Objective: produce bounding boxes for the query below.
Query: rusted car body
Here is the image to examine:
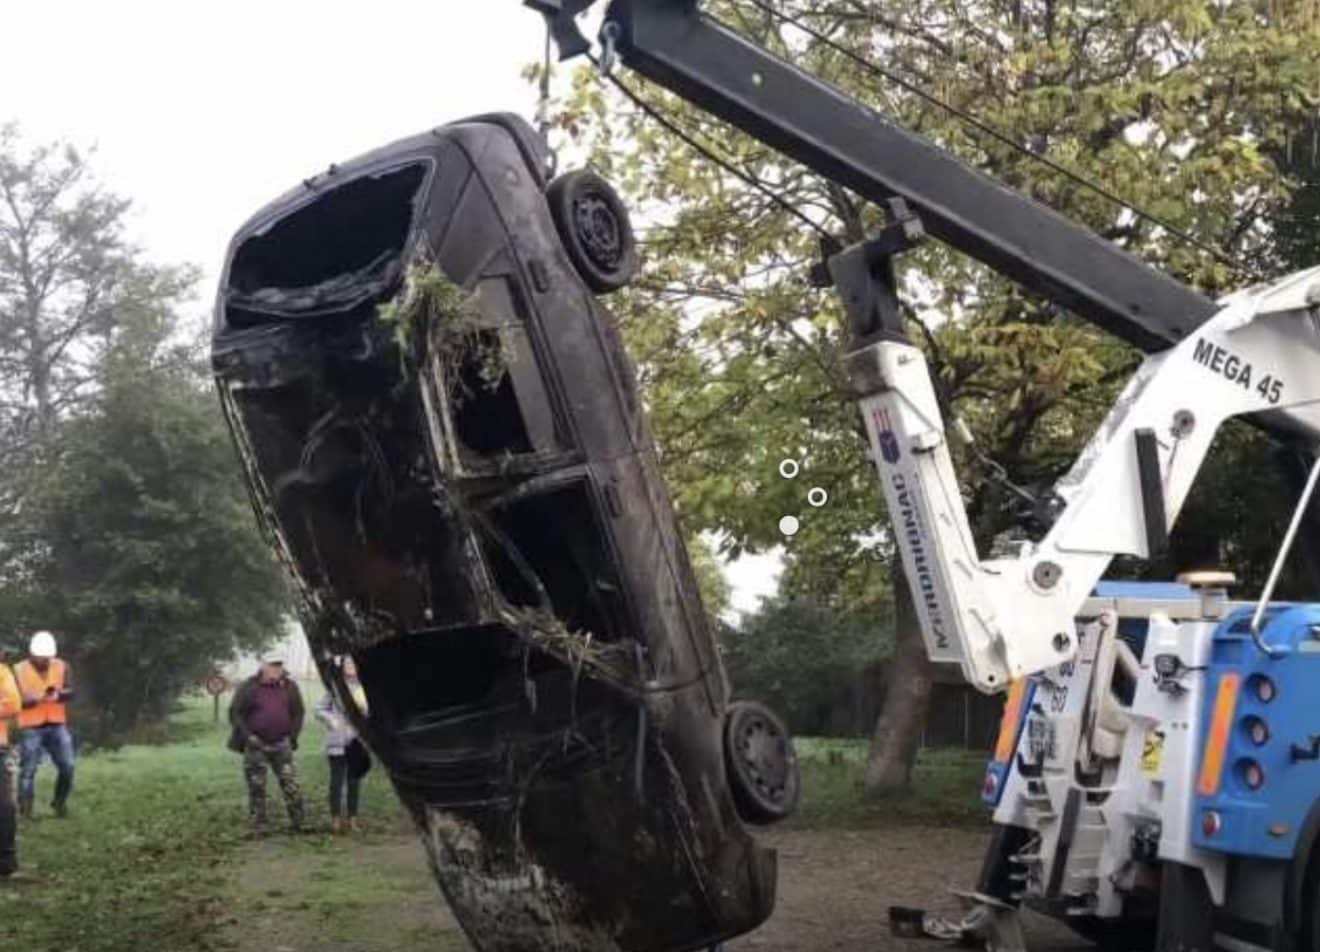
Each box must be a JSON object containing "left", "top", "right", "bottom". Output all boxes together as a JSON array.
[{"left": 211, "top": 114, "right": 784, "bottom": 951}]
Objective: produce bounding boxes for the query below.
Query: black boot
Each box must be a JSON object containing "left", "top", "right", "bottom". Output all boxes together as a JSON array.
[
  {"left": 17, "top": 798, "right": 32, "bottom": 820},
  {"left": 53, "top": 769, "right": 73, "bottom": 818}
]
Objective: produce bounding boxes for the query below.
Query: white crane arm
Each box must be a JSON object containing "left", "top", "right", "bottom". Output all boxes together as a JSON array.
[{"left": 854, "top": 267, "right": 1320, "bottom": 691}]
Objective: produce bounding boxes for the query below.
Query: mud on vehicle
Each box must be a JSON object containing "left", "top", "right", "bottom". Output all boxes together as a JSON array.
[{"left": 211, "top": 113, "right": 798, "bottom": 951}]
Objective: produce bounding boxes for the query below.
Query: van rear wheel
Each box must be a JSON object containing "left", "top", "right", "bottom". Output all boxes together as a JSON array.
[{"left": 545, "top": 170, "right": 638, "bottom": 294}]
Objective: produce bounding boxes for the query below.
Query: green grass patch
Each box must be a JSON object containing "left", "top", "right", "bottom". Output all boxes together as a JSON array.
[
  {"left": 4, "top": 694, "right": 246, "bottom": 951},
  {"left": 0, "top": 691, "right": 989, "bottom": 951},
  {"left": 2, "top": 688, "right": 410, "bottom": 952},
  {"left": 220, "top": 836, "right": 466, "bottom": 952},
  {"left": 790, "top": 739, "right": 989, "bottom": 830}
]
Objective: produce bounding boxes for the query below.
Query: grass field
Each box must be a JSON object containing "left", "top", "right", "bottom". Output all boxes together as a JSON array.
[
  {"left": 4, "top": 690, "right": 406, "bottom": 952},
  {"left": 0, "top": 694, "right": 991, "bottom": 951},
  {"left": 793, "top": 738, "right": 987, "bottom": 829}
]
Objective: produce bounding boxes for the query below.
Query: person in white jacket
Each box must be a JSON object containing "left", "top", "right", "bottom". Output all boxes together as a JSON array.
[{"left": 315, "top": 657, "right": 369, "bottom": 833}]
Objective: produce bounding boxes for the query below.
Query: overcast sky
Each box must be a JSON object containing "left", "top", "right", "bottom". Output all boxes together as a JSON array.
[
  {"left": 3, "top": 1, "right": 546, "bottom": 289},
  {"left": 2, "top": 0, "right": 782, "bottom": 614}
]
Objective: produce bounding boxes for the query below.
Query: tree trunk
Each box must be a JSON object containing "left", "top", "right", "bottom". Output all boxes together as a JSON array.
[
  {"left": 863, "top": 560, "right": 933, "bottom": 796},
  {"left": 31, "top": 352, "right": 53, "bottom": 436}
]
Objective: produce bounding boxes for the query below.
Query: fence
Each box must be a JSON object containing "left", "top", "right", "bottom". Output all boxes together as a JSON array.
[
  {"left": 921, "top": 681, "right": 1005, "bottom": 751},
  {"left": 801, "top": 661, "right": 1008, "bottom": 751}
]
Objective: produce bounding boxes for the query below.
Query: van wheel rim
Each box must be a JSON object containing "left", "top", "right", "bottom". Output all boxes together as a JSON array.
[
  {"left": 734, "top": 712, "right": 788, "bottom": 803},
  {"left": 573, "top": 193, "right": 623, "bottom": 270}
]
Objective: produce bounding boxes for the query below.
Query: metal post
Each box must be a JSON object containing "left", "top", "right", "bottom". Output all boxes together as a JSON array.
[
  {"left": 1250, "top": 453, "right": 1320, "bottom": 656},
  {"left": 205, "top": 672, "right": 228, "bottom": 723}
]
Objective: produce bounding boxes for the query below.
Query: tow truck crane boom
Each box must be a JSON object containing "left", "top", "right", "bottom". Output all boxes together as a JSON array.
[
  {"left": 528, "top": 0, "right": 1216, "bottom": 352},
  {"left": 529, "top": 0, "right": 1320, "bottom": 692}
]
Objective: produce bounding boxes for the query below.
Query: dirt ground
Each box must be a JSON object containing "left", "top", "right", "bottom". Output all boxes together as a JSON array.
[
  {"left": 730, "top": 826, "right": 1080, "bottom": 952},
  {"left": 222, "top": 824, "right": 1087, "bottom": 952}
]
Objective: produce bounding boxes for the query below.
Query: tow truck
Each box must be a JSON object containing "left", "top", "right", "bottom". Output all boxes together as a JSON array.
[{"left": 522, "top": 3, "right": 1320, "bottom": 952}]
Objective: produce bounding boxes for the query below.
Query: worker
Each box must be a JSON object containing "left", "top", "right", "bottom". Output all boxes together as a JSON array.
[
  {"left": 228, "top": 653, "right": 306, "bottom": 834},
  {"left": 15, "top": 630, "right": 75, "bottom": 819},
  {"left": 0, "top": 647, "right": 20, "bottom": 875}
]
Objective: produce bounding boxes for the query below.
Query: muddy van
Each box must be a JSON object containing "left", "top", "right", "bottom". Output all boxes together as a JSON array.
[{"left": 211, "top": 113, "right": 797, "bottom": 951}]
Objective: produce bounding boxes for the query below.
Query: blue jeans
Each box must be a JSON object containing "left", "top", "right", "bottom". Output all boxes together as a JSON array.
[
  {"left": 327, "top": 754, "right": 361, "bottom": 818},
  {"left": 18, "top": 724, "right": 75, "bottom": 806}
]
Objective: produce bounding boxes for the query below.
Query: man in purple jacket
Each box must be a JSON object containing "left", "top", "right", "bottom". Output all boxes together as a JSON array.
[{"left": 228, "top": 654, "right": 305, "bottom": 834}]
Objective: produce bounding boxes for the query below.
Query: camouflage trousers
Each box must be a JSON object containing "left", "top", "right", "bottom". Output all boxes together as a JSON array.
[{"left": 242, "top": 738, "right": 305, "bottom": 831}]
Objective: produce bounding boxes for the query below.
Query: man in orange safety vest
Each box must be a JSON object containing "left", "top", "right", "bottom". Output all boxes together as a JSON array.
[
  {"left": 15, "top": 631, "right": 75, "bottom": 819},
  {"left": 0, "top": 647, "right": 19, "bottom": 875}
]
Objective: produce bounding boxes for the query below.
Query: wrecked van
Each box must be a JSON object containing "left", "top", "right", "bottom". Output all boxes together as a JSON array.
[{"left": 211, "top": 113, "right": 798, "bottom": 951}]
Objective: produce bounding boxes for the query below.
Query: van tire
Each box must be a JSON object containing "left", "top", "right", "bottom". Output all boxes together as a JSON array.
[
  {"left": 723, "top": 701, "right": 800, "bottom": 825},
  {"left": 545, "top": 170, "right": 638, "bottom": 294}
]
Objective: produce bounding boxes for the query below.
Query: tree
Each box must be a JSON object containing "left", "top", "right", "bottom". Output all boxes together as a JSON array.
[
  {"left": 0, "top": 127, "right": 289, "bottom": 744},
  {"left": 550, "top": 1, "right": 1320, "bottom": 792},
  {"left": 688, "top": 533, "right": 734, "bottom": 623},
  {"left": 722, "top": 593, "right": 886, "bottom": 736},
  {"left": 1, "top": 307, "right": 289, "bottom": 744},
  {"left": 0, "top": 124, "right": 192, "bottom": 466}
]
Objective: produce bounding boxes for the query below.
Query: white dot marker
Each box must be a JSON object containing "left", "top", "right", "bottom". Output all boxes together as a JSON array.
[{"left": 779, "top": 516, "right": 801, "bottom": 537}]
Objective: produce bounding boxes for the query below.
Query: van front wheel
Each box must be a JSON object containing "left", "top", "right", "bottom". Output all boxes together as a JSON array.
[{"left": 723, "top": 701, "right": 800, "bottom": 825}]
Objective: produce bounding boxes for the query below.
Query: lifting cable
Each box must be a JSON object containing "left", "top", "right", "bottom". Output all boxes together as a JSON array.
[
  {"left": 737, "top": 0, "right": 1261, "bottom": 281},
  {"left": 537, "top": 23, "right": 554, "bottom": 138},
  {"left": 536, "top": 22, "right": 831, "bottom": 244},
  {"left": 591, "top": 53, "right": 836, "bottom": 244},
  {"left": 537, "top": 21, "right": 562, "bottom": 177}
]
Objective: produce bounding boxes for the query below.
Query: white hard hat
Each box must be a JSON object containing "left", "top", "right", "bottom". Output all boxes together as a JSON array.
[
  {"left": 260, "top": 652, "right": 285, "bottom": 666},
  {"left": 29, "top": 631, "right": 57, "bottom": 658}
]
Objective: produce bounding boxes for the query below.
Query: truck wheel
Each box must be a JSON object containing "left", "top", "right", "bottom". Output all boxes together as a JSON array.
[
  {"left": 1066, "top": 916, "right": 1157, "bottom": 952},
  {"left": 545, "top": 169, "right": 638, "bottom": 294},
  {"left": 1156, "top": 863, "right": 1214, "bottom": 952},
  {"left": 976, "top": 824, "right": 1032, "bottom": 904},
  {"left": 723, "top": 700, "right": 800, "bottom": 825},
  {"left": 1308, "top": 869, "right": 1320, "bottom": 952}
]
